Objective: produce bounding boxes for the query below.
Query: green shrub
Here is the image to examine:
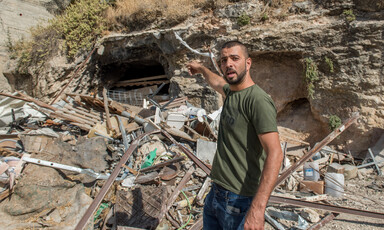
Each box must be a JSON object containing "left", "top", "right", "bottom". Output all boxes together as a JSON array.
[
  {"left": 325, "top": 56, "right": 334, "bottom": 73},
  {"left": 9, "top": 0, "right": 107, "bottom": 72},
  {"left": 261, "top": 13, "right": 269, "bottom": 21},
  {"left": 56, "top": 0, "right": 107, "bottom": 58},
  {"left": 304, "top": 58, "right": 319, "bottom": 99},
  {"left": 343, "top": 9, "right": 356, "bottom": 22},
  {"left": 329, "top": 115, "right": 342, "bottom": 131},
  {"left": 237, "top": 13, "right": 251, "bottom": 26}
]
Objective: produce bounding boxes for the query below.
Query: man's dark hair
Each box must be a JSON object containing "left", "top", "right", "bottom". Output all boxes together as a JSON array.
[{"left": 221, "top": 41, "right": 249, "bottom": 58}]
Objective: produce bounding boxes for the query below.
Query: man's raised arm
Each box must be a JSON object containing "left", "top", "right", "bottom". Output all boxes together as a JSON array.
[{"left": 187, "top": 61, "right": 227, "bottom": 96}]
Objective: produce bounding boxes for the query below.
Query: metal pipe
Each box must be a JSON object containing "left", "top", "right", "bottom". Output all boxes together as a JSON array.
[{"left": 269, "top": 195, "right": 384, "bottom": 220}]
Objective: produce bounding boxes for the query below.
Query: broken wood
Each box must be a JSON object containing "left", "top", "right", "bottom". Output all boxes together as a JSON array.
[
  {"left": 189, "top": 217, "right": 203, "bottom": 230},
  {"left": 50, "top": 45, "right": 97, "bottom": 105},
  {"left": 134, "top": 171, "right": 159, "bottom": 184},
  {"left": 195, "top": 177, "right": 211, "bottom": 206},
  {"left": 158, "top": 166, "right": 195, "bottom": 224},
  {"left": 103, "top": 87, "right": 113, "bottom": 134},
  {"left": 114, "top": 75, "right": 167, "bottom": 86},
  {"left": 166, "top": 212, "right": 181, "bottom": 229}
]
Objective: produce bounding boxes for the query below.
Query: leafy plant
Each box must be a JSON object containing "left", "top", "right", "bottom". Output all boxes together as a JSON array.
[
  {"left": 304, "top": 58, "right": 319, "bottom": 99},
  {"left": 343, "top": 9, "right": 356, "bottom": 22},
  {"left": 237, "top": 13, "right": 251, "bottom": 26},
  {"left": 10, "top": 0, "right": 107, "bottom": 73},
  {"left": 56, "top": 0, "right": 107, "bottom": 59},
  {"left": 324, "top": 56, "right": 334, "bottom": 73},
  {"left": 329, "top": 115, "right": 342, "bottom": 131}
]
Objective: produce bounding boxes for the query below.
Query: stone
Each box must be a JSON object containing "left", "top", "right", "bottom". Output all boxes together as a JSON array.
[
  {"left": 327, "top": 163, "right": 345, "bottom": 174},
  {"left": 0, "top": 163, "right": 93, "bottom": 229},
  {"left": 74, "top": 136, "right": 109, "bottom": 172},
  {"left": 342, "top": 164, "right": 358, "bottom": 180},
  {"left": 299, "top": 208, "right": 321, "bottom": 223}
]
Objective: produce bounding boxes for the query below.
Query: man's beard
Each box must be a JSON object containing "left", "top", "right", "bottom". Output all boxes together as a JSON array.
[{"left": 224, "top": 66, "right": 247, "bottom": 85}]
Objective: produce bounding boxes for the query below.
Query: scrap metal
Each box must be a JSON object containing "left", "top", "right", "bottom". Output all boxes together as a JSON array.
[{"left": 269, "top": 195, "right": 384, "bottom": 220}]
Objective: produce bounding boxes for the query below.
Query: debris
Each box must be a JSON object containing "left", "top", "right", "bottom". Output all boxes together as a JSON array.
[
  {"left": 0, "top": 90, "right": 381, "bottom": 230},
  {"left": 342, "top": 164, "right": 358, "bottom": 180}
]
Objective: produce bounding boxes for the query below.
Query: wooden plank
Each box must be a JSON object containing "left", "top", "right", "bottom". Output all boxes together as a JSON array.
[
  {"left": 114, "top": 75, "right": 167, "bottom": 86},
  {"left": 115, "top": 80, "right": 169, "bottom": 87},
  {"left": 61, "top": 108, "right": 97, "bottom": 124},
  {"left": 195, "top": 177, "right": 211, "bottom": 206},
  {"left": 64, "top": 104, "right": 104, "bottom": 121},
  {"left": 189, "top": 217, "right": 203, "bottom": 230}
]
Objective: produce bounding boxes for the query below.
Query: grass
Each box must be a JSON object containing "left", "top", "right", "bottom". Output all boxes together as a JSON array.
[
  {"left": 324, "top": 56, "right": 334, "bottom": 73},
  {"left": 105, "top": 0, "right": 221, "bottom": 31}
]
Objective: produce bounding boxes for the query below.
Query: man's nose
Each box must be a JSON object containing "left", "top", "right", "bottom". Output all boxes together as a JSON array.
[{"left": 225, "top": 59, "right": 234, "bottom": 68}]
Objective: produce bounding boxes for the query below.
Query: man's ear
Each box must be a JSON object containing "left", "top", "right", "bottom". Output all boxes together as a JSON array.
[{"left": 246, "top": 57, "right": 252, "bottom": 71}]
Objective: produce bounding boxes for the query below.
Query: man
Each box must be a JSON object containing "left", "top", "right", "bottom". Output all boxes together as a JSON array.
[{"left": 187, "top": 41, "right": 283, "bottom": 230}]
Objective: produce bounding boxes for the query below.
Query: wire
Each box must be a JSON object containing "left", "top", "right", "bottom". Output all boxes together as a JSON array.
[{"left": 177, "top": 190, "right": 193, "bottom": 230}]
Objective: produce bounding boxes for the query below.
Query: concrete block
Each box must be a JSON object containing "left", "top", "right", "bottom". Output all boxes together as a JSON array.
[
  {"left": 300, "top": 180, "right": 324, "bottom": 194},
  {"left": 342, "top": 164, "right": 358, "bottom": 180},
  {"left": 327, "top": 163, "right": 344, "bottom": 174}
]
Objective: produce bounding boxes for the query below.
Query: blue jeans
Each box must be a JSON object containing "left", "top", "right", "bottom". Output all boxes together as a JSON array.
[{"left": 203, "top": 183, "right": 253, "bottom": 230}]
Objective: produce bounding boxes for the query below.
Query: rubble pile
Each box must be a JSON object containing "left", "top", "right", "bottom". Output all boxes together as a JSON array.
[{"left": 0, "top": 90, "right": 383, "bottom": 230}]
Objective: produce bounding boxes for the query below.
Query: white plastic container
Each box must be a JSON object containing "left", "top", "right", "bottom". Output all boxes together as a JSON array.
[
  {"left": 303, "top": 162, "right": 320, "bottom": 181},
  {"left": 166, "top": 113, "right": 186, "bottom": 129},
  {"left": 325, "top": 172, "right": 344, "bottom": 197}
]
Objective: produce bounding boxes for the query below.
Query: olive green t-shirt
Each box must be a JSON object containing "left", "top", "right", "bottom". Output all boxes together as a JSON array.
[{"left": 210, "top": 84, "right": 278, "bottom": 196}]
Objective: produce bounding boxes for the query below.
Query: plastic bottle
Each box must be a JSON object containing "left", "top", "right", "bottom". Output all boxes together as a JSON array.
[{"left": 303, "top": 162, "right": 320, "bottom": 181}]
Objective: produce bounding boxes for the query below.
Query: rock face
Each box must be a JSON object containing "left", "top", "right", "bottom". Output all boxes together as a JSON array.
[
  {"left": 3, "top": 0, "right": 384, "bottom": 153},
  {"left": 0, "top": 0, "right": 71, "bottom": 93}
]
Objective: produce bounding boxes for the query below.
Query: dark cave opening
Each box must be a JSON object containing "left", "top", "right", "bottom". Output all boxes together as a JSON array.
[{"left": 100, "top": 60, "right": 169, "bottom": 106}]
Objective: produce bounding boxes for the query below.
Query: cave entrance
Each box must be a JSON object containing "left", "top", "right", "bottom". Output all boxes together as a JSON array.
[{"left": 101, "top": 60, "right": 169, "bottom": 107}]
